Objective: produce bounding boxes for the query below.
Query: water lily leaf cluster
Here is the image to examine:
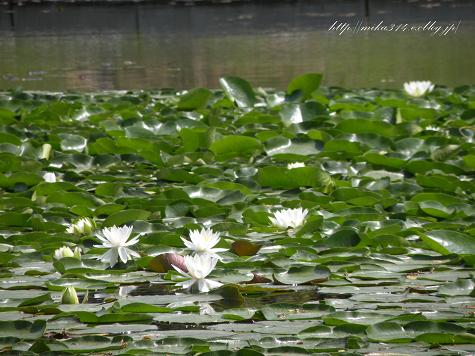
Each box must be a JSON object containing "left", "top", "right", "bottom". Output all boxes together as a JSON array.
[{"left": 0, "top": 74, "right": 474, "bottom": 354}]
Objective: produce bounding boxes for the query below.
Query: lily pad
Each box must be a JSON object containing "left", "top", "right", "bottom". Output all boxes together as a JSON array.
[
  {"left": 273, "top": 265, "right": 330, "bottom": 285},
  {"left": 219, "top": 76, "right": 256, "bottom": 108}
]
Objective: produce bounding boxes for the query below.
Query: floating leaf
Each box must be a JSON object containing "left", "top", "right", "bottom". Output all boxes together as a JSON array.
[
  {"left": 280, "top": 102, "right": 327, "bottom": 125},
  {"left": 59, "top": 133, "right": 87, "bottom": 152},
  {"left": 177, "top": 88, "right": 212, "bottom": 110},
  {"left": 438, "top": 279, "right": 475, "bottom": 296},
  {"left": 103, "top": 209, "right": 151, "bottom": 227},
  {"left": 336, "top": 119, "right": 398, "bottom": 137},
  {"left": 419, "top": 200, "right": 454, "bottom": 218},
  {"left": 257, "top": 166, "right": 332, "bottom": 189},
  {"left": 273, "top": 265, "right": 330, "bottom": 285},
  {"left": 321, "top": 229, "right": 360, "bottom": 248},
  {"left": 264, "top": 136, "right": 322, "bottom": 156},
  {"left": 231, "top": 240, "right": 262, "bottom": 257},
  {"left": 323, "top": 311, "right": 394, "bottom": 326},
  {"left": 210, "top": 135, "right": 262, "bottom": 161},
  {"left": 422, "top": 230, "right": 475, "bottom": 255},
  {"left": 366, "top": 322, "right": 411, "bottom": 342},
  {"left": 0, "top": 320, "right": 46, "bottom": 339},
  {"left": 219, "top": 76, "right": 256, "bottom": 108},
  {"left": 287, "top": 73, "right": 323, "bottom": 100}
]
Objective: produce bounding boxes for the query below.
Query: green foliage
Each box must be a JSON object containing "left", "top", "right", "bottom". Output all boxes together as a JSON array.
[{"left": 0, "top": 75, "right": 474, "bottom": 353}]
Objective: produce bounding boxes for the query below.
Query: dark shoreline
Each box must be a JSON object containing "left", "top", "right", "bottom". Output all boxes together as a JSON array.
[
  {"left": 1, "top": 0, "right": 471, "bottom": 7},
  {"left": 2, "top": 0, "right": 291, "bottom": 5}
]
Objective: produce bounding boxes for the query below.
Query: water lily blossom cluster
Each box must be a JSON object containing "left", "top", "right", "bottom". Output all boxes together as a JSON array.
[
  {"left": 270, "top": 207, "right": 309, "bottom": 229},
  {"left": 173, "top": 254, "right": 222, "bottom": 293},
  {"left": 287, "top": 162, "right": 305, "bottom": 169},
  {"left": 182, "top": 228, "right": 227, "bottom": 259},
  {"left": 67, "top": 218, "right": 95, "bottom": 235},
  {"left": 403, "top": 81, "right": 434, "bottom": 97},
  {"left": 94, "top": 225, "right": 140, "bottom": 267},
  {"left": 54, "top": 246, "right": 81, "bottom": 260},
  {"left": 170, "top": 227, "right": 225, "bottom": 292}
]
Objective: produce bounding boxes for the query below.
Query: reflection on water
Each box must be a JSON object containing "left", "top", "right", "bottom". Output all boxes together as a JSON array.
[{"left": 0, "top": 0, "right": 474, "bottom": 90}]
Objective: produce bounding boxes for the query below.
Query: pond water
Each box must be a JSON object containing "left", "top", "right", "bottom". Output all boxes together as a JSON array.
[{"left": 0, "top": 0, "right": 474, "bottom": 90}]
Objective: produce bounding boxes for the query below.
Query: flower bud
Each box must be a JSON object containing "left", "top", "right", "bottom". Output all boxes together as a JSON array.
[
  {"left": 73, "top": 247, "right": 82, "bottom": 259},
  {"left": 41, "top": 143, "right": 52, "bottom": 160},
  {"left": 54, "top": 246, "right": 74, "bottom": 260},
  {"left": 61, "top": 286, "right": 79, "bottom": 304},
  {"left": 54, "top": 246, "right": 81, "bottom": 260},
  {"left": 67, "top": 218, "right": 95, "bottom": 235}
]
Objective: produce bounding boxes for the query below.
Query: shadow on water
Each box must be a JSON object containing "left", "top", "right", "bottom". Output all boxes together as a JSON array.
[
  {"left": 128, "top": 283, "right": 175, "bottom": 296},
  {"left": 1, "top": 0, "right": 472, "bottom": 90},
  {"left": 86, "top": 283, "right": 353, "bottom": 310},
  {"left": 213, "top": 286, "right": 354, "bottom": 311}
]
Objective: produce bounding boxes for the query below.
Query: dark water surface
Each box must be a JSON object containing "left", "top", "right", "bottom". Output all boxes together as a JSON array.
[{"left": 0, "top": 0, "right": 474, "bottom": 90}]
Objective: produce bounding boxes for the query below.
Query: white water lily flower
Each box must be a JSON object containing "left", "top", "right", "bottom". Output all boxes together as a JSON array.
[
  {"left": 67, "top": 218, "right": 95, "bottom": 235},
  {"left": 403, "top": 81, "right": 434, "bottom": 97},
  {"left": 94, "top": 225, "right": 140, "bottom": 267},
  {"left": 172, "top": 254, "right": 222, "bottom": 293},
  {"left": 43, "top": 172, "right": 57, "bottom": 183},
  {"left": 182, "top": 228, "right": 227, "bottom": 258},
  {"left": 287, "top": 162, "right": 305, "bottom": 169},
  {"left": 270, "top": 208, "right": 309, "bottom": 229}
]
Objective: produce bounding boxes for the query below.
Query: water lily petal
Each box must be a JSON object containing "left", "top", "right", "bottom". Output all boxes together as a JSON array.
[
  {"left": 181, "top": 237, "right": 195, "bottom": 249},
  {"left": 127, "top": 248, "right": 140, "bottom": 258},
  {"left": 124, "top": 236, "right": 140, "bottom": 246},
  {"left": 197, "top": 278, "right": 222, "bottom": 293},
  {"left": 172, "top": 264, "right": 191, "bottom": 278},
  {"left": 99, "top": 249, "right": 118, "bottom": 267},
  {"left": 118, "top": 246, "right": 128, "bottom": 264},
  {"left": 176, "top": 279, "right": 196, "bottom": 290},
  {"left": 95, "top": 233, "right": 111, "bottom": 245}
]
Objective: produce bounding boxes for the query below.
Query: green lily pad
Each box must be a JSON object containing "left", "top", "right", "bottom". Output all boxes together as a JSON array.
[
  {"left": 0, "top": 320, "right": 46, "bottom": 339},
  {"left": 366, "top": 322, "right": 412, "bottom": 342},
  {"left": 209, "top": 135, "right": 262, "bottom": 161},
  {"left": 273, "top": 265, "right": 330, "bottom": 285},
  {"left": 287, "top": 73, "right": 322, "bottom": 100},
  {"left": 257, "top": 166, "right": 332, "bottom": 189},
  {"left": 219, "top": 76, "right": 256, "bottom": 108},
  {"left": 422, "top": 230, "right": 475, "bottom": 255},
  {"left": 177, "top": 88, "right": 212, "bottom": 110},
  {"left": 103, "top": 209, "right": 151, "bottom": 227}
]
